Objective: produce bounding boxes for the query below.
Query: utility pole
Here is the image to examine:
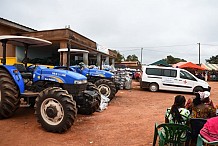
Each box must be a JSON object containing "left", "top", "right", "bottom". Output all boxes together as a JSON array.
[
  {"left": 141, "top": 48, "right": 143, "bottom": 64},
  {"left": 197, "top": 43, "right": 200, "bottom": 65}
]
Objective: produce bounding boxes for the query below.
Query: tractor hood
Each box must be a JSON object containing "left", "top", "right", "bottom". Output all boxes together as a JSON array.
[
  {"left": 33, "top": 65, "right": 87, "bottom": 84},
  {"left": 70, "top": 66, "right": 114, "bottom": 78},
  {"left": 88, "top": 68, "right": 114, "bottom": 78}
]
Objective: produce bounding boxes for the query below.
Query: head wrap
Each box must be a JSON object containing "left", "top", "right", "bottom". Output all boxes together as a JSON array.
[{"left": 198, "top": 91, "right": 210, "bottom": 100}]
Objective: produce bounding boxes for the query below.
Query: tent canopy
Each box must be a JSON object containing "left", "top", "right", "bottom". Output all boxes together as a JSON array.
[
  {"left": 173, "top": 62, "right": 205, "bottom": 70},
  {"left": 149, "top": 60, "right": 171, "bottom": 67},
  {"left": 201, "top": 63, "right": 218, "bottom": 71}
]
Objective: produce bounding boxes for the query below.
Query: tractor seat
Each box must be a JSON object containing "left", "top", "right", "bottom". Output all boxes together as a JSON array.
[{"left": 13, "top": 63, "right": 32, "bottom": 79}]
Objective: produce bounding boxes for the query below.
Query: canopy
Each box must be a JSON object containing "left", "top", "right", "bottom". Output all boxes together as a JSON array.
[
  {"left": 149, "top": 60, "right": 171, "bottom": 67},
  {"left": 201, "top": 63, "right": 218, "bottom": 71},
  {"left": 58, "top": 48, "right": 89, "bottom": 53},
  {"left": 173, "top": 62, "right": 205, "bottom": 70},
  {"left": 0, "top": 35, "right": 52, "bottom": 47}
]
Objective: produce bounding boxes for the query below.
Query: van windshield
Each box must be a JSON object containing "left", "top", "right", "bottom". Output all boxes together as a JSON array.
[{"left": 180, "top": 70, "right": 196, "bottom": 81}]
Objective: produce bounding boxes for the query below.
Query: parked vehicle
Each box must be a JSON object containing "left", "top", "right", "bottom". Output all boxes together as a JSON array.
[
  {"left": 0, "top": 35, "right": 100, "bottom": 133},
  {"left": 56, "top": 48, "right": 123, "bottom": 100},
  {"left": 140, "top": 65, "right": 211, "bottom": 93}
]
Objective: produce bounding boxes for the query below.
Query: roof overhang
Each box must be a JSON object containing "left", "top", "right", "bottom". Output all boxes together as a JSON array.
[{"left": 58, "top": 48, "right": 89, "bottom": 53}]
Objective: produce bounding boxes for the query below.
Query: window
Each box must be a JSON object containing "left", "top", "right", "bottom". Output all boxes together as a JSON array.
[
  {"left": 163, "top": 69, "right": 177, "bottom": 77},
  {"left": 180, "top": 70, "right": 196, "bottom": 81},
  {"left": 146, "top": 68, "right": 162, "bottom": 76},
  {"left": 146, "top": 68, "right": 177, "bottom": 77}
]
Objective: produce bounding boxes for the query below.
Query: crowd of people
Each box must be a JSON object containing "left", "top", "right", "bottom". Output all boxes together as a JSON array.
[{"left": 165, "top": 91, "right": 218, "bottom": 144}]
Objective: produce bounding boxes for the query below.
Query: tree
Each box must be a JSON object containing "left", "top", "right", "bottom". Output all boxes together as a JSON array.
[
  {"left": 112, "top": 50, "right": 125, "bottom": 63},
  {"left": 163, "top": 55, "right": 186, "bottom": 64},
  {"left": 125, "top": 54, "right": 139, "bottom": 61},
  {"left": 206, "top": 55, "right": 218, "bottom": 64}
]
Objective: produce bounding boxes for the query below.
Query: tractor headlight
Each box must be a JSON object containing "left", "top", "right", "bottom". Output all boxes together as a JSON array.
[{"left": 74, "top": 80, "right": 87, "bottom": 84}]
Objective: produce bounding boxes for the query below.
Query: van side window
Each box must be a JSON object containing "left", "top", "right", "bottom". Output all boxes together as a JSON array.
[
  {"left": 146, "top": 68, "right": 162, "bottom": 76},
  {"left": 163, "top": 69, "right": 177, "bottom": 77},
  {"left": 180, "top": 70, "right": 196, "bottom": 81}
]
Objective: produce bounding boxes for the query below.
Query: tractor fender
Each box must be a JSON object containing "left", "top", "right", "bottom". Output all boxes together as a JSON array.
[{"left": 0, "top": 65, "right": 25, "bottom": 94}]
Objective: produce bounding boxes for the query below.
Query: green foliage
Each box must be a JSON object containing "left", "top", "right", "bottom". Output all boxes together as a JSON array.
[
  {"left": 163, "top": 55, "right": 187, "bottom": 64},
  {"left": 112, "top": 50, "right": 125, "bottom": 63},
  {"left": 126, "top": 54, "right": 139, "bottom": 61},
  {"left": 206, "top": 55, "right": 218, "bottom": 64}
]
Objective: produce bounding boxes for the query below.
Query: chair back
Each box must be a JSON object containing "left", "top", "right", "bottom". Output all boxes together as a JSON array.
[
  {"left": 153, "top": 123, "right": 191, "bottom": 146},
  {"left": 190, "top": 118, "right": 207, "bottom": 139}
]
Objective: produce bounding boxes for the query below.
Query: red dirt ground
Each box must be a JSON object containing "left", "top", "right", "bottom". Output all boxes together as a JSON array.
[{"left": 0, "top": 81, "right": 218, "bottom": 146}]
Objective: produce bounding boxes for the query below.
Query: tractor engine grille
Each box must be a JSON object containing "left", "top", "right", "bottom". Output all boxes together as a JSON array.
[{"left": 62, "top": 83, "right": 87, "bottom": 96}]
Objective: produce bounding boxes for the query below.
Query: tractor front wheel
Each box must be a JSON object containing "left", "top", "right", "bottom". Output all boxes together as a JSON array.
[
  {"left": 35, "top": 87, "right": 77, "bottom": 133},
  {"left": 95, "top": 79, "right": 116, "bottom": 100},
  {"left": 0, "top": 68, "right": 20, "bottom": 119}
]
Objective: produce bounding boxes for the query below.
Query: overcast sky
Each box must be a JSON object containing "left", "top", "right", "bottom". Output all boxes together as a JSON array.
[{"left": 1, "top": 0, "right": 218, "bottom": 64}]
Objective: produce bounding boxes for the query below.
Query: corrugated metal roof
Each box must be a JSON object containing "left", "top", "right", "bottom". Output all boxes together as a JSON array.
[{"left": 201, "top": 63, "right": 218, "bottom": 70}]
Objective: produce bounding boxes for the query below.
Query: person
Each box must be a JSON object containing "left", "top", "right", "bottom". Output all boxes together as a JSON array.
[
  {"left": 186, "top": 91, "right": 215, "bottom": 111},
  {"left": 187, "top": 91, "right": 216, "bottom": 119},
  {"left": 200, "top": 116, "right": 218, "bottom": 142},
  {"left": 165, "top": 95, "right": 190, "bottom": 125}
]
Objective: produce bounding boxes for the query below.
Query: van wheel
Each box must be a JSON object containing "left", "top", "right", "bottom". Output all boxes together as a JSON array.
[
  {"left": 149, "top": 83, "right": 159, "bottom": 92},
  {"left": 193, "top": 86, "right": 203, "bottom": 94}
]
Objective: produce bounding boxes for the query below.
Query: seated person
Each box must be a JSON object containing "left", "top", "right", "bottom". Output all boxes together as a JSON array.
[
  {"left": 187, "top": 92, "right": 216, "bottom": 119},
  {"left": 165, "top": 95, "right": 190, "bottom": 125},
  {"left": 186, "top": 91, "right": 215, "bottom": 111},
  {"left": 200, "top": 116, "right": 218, "bottom": 142}
]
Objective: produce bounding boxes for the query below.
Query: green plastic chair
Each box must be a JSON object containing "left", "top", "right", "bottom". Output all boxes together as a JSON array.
[
  {"left": 152, "top": 123, "right": 191, "bottom": 146},
  {"left": 196, "top": 134, "right": 218, "bottom": 146}
]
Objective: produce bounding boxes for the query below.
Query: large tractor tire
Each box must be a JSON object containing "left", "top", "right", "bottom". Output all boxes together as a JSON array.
[
  {"left": 0, "top": 68, "right": 20, "bottom": 119},
  {"left": 95, "top": 79, "right": 116, "bottom": 100},
  {"left": 35, "top": 87, "right": 77, "bottom": 133}
]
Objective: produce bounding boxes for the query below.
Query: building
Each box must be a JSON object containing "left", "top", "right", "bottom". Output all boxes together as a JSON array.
[
  {"left": 0, "top": 17, "right": 116, "bottom": 66},
  {"left": 115, "top": 61, "right": 141, "bottom": 69}
]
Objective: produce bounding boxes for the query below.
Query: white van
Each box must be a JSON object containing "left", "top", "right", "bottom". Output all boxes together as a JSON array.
[{"left": 140, "top": 66, "right": 211, "bottom": 93}]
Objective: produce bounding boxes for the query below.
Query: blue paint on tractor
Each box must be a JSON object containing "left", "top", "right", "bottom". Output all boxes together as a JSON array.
[
  {"left": 33, "top": 65, "right": 87, "bottom": 84},
  {"left": 0, "top": 65, "right": 25, "bottom": 94}
]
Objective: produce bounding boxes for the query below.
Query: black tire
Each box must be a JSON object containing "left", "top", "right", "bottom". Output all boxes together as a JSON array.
[
  {"left": 77, "top": 82, "right": 101, "bottom": 115},
  {"left": 149, "top": 83, "right": 159, "bottom": 92},
  {"left": 95, "top": 79, "right": 116, "bottom": 100},
  {"left": 35, "top": 87, "right": 77, "bottom": 133},
  {"left": 193, "top": 86, "right": 203, "bottom": 94},
  {"left": 0, "top": 68, "right": 20, "bottom": 119},
  {"left": 87, "top": 82, "right": 101, "bottom": 103}
]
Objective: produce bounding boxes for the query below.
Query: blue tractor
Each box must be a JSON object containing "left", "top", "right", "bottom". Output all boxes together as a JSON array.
[
  {"left": 0, "top": 35, "right": 100, "bottom": 133},
  {"left": 55, "top": 49, "right": 122, "bottom": 100}
]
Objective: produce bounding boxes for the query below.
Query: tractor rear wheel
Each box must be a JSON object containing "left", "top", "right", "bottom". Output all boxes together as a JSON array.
[
  {"left": 35, "top": 87, "right": 77, "bottom": 133},
  {"left": 95, "top": 79, "right": 116, "bottom": 100},
  {"left": 0, "top": 68, "right": 20, "bottom": 119}
]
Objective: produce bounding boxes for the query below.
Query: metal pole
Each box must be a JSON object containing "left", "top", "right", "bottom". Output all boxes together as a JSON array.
[
  {"left": 141, "top": 48, "right": 143, "bottom": 64},
  {"left": 197, "top": 43, "right": 200, "bottom": 65},
  {"left": 1, "top": 40, "right": 7, "bottom": 65},
  {"left": 67, "top": 39, "right": 71, "bottom": 70},
  {"left": 24, "top": 44, "right": 29, "bottom": 68}
]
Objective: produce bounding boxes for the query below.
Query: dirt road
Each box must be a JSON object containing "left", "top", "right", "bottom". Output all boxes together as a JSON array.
[{"left": 0, "top": 81, "right": 217, "bottom": 146}]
